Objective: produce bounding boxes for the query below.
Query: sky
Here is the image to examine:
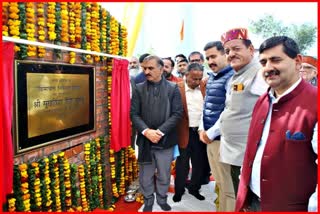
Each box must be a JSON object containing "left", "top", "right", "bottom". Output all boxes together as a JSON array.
[{"left": 101, "top": 2, "right": 318, "bottom": 58}]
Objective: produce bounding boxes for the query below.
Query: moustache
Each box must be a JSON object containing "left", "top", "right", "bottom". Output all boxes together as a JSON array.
[
  {"left": 264, "top": 70, "right": 280, "bottom": 77},
  {"left": 228, "top": 56, "right": 239, "bottom": 61}
]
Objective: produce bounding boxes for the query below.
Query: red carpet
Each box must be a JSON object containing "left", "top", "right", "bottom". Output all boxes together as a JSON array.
[
  {"left": 114, "top": 196, "right": 142, "bottom": 212},
  {"left": 93, "top": 196, "right": 141, "bottom": 212}
]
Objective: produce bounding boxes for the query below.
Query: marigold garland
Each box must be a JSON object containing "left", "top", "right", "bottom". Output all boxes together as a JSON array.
[
  {"left": 110, "top": 16, "right": 119, "bottom": 55},
  {"left": 20, "top": 163, "right": 31, "bottom": 211},
  {"left": 63, "top": 159, "right": 72, "bottom": 211},
  {"left": 8, "top": 2, "right": 20, "bottom": 42},
  {"left": 47, "top": 2, "right": 56, "bottom": 41},
  {"left": 8, "top": 136, "right": 111, "bottom": 212},
  {"left": 36, "top": 2, "right": 46, "bottom": 58},
  {"left": 2, "top": 2, "right": 9, "bottom": 37},
  {"left": 85, "top": 3, "right": 93, "bottom": 64},
  {"left": 58, "top": 152, "right": 66, "bottom": 211},
  {"left": 78, "top": 164, "right": 88, "bottom": 211},
  {"left": 68, "top": 3, "right": 76, "bottom": 64},
  {"left": 3, "top": 2, "right": 134, "bottom": 210},
  {"left": 48, "top": 154, "right": 58, "bottom": 211},
  {"left": 28, "top": 162, "right": 41, "bottom": 211},
  {"left": 38, "top": 158, "right": 51, "bottom": 211},
  {"left": 91, "top": 3, "right": 100, "bottom": 62},
  {"left": 109, "top": 149, "right": 119, "bottom": 200},
  {"left": 4, "top": 2, "right": 129, "bottom": 64},
  {"left": 26, "top": 2, "right": 37, "bottom": 57},
  {"left": 74, "top": 3, "right": 82, "bottom": 49},
  {"left": 60, "top": 3, "right": 69, "bottom": 43},
  {"left": 100, "top": 7, "right": 107, "bottom": 61},
  {"left": 119, "top": 150, "right": 125, "bottom": 196},
  {"left": 121, "top": 25, "right": 128, "bottom": 56},
  {"left": 7, "top": 197, "right": 16, "bottom": 212},
  {"left": 125, "top": 148, "right": 129, "bottom": 186}
]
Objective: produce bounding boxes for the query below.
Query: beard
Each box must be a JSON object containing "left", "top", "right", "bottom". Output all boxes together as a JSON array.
[{"left": 163, "top": 71, "right": 171, "bottom": 78}]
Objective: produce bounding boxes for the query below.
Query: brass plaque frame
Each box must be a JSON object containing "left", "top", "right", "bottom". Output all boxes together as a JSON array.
[{"left": 14, "top": 60, "right": 96, "bottom": 154}]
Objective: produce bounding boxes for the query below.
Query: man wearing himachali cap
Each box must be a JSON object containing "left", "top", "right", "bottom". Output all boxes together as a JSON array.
[
  {"left": 218, "top": 28, "right": 268, "bottom": 200},
  {"left": 300, "top": 55, "right": 318, "bottom": 86}
]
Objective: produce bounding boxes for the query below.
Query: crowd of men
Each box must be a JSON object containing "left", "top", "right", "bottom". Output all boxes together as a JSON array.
[{"left": 128, "top": 27, "right": 318, "bottom": 212}]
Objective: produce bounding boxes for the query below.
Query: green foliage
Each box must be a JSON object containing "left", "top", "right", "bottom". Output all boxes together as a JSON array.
[{"left": 249, "top": 14, "right": 317, "bottom": 54}]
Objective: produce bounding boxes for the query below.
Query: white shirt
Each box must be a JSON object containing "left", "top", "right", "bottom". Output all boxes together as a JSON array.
[{"left": 185, "top": 82, "right": 204, "bottom": 127}]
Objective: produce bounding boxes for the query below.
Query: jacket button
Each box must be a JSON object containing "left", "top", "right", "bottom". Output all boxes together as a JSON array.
[
  {"left": 249, "top": 162, "right": 253, "bottom": 167},
  {"left": 261, "top": 119, "right": 265, "bottom": 124},
  {"left": 262, "top": 178, "right": 267, "bottom": 182}
]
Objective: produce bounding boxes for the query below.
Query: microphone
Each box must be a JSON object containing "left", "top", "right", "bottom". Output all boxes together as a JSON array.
[{"left": 264, "top": 70, "right": 280, "bottom": 77}]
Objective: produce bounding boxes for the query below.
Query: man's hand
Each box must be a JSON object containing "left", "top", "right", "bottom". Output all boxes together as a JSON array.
[
  {"left": 199, "top": 130, "right": 211, "bottom": 144},
  {"left": 144, "top": 129, "right": 162, "bottom": 143}
]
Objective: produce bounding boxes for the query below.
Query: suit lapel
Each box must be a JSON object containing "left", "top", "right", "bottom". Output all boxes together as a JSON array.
[{"left": 178, "top": 82, "right": 188, "bottom": 118}]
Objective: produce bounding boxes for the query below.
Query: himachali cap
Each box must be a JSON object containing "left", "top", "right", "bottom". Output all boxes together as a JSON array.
[
  {"left": 221, "top": 28, "right": 249, "bottom": 45},
  {"left": 302, "top": 56, "right": 317, "bottom": 68}
]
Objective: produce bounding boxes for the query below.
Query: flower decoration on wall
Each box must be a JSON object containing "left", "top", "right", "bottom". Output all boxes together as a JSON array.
[
  {"left": 36, "top": 2, "right": 46, "bottom": 58},
  {"left": 110, "top": 16, "right": 119, "bottom": 55},
  {"left": 47, "top": 2, "right": 56, "bottom": 41},
  {"left": 60, "top": 3, "right": 69, "bottom": 43},
  {"left": 91, "top": 3, "right": 100, "bottom": 62},
  {"left": 26, "top": 3, "right": 37, "bottom": 57},
  {"left": 2, "top": 2, "right": 9, "bottom": 37}
]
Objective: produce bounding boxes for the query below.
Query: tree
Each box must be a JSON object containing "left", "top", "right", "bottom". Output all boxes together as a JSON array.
[{"left": 249, "top": 14, "right": 317, "bottom": 54}]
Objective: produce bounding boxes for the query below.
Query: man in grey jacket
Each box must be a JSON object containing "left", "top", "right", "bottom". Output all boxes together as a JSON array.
[{"left": 219, "top": 28, "right": 268, "bottom": 198}]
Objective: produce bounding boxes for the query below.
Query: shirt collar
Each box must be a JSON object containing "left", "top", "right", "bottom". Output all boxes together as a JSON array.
[
  {"left": 184, "top": 81, "right": 200, "bottom": 91},
  {"left": 268, "top": 77, "right": 302, "bottom": 102}
]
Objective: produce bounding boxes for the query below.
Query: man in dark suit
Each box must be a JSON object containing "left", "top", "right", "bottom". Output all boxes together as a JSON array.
[{"left": 131, "top": 55, "right": 183, "bottom": 212}]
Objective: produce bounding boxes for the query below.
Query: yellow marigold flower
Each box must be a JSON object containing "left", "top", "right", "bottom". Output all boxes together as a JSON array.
[
  {"left": 59, "top": 151, "right": 65, "bottom": 157},
  {"left": 9, "top": 6, "right": 19, "bottom": 14},
  {"left": 8, "top": 198, "right": 16, "bottom": 205},
  {"left": 69, "top": 58, "right": 76, "bottom": 64},
  {"left": 14, "top": 45, "right": 20, "bottom": 52},
  {"left": 19, "top": 163, "right": 28, "bottom": 171},
  {"left": 69, "top": 52, "right": 76, "bottom": 57},
  {"left": 9, "top": 13, "right": 19, "bottom": 20},
  {"left": 38, "top": 35, "right": 45, "bottom": 42},
  {"left": 48, "top": 32, "right": 56, "bottom": 40},
  {"left": 2, "top": 25, "right": 9, "bottom": 31}
]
